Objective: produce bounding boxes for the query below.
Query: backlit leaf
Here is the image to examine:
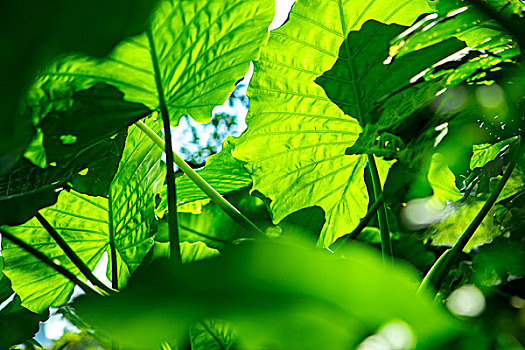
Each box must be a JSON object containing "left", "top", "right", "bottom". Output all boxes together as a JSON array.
[{"left": 233, "top": 0, "right": 436, "bottom": 246}]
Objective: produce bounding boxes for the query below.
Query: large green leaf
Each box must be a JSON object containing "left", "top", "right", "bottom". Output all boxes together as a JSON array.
[
  {"left": 233, "top": 0, "right": 436, "bottom": 247},
  {"left": 0, "top": 0, "right": 159, "bottom": 169},
  {"left": 1, "top": 119, "right": 164, "bottom": 313},
  {"left": 315, "top": 20, "right": 464, "bottom": 160},
  {"left": 29, "top": 0, "right": 274, "bottom": 128},
  {"left": 74, "top": 240, "right": 461, "bottom": 349},
  {"left": 316, "top": 20, "right": 462, "bottom": 128}
]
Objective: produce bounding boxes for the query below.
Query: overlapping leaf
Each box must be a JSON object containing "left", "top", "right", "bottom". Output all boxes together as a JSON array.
[
  {"left": 74, "top": 241, "right": 460, "bottom": 349},
  {"left": 0, "top": 159, "right": 67, "bottom": 226},
  {"left": 387, "top": 1, "right": 521, "bottom": 86},
  {"left": 316, "top": 20, "right": 464, "bottom": 159},
  {"left": 29, "top": 0, "right": 274, "bottom": 127},
  {"left": 0, "top": 0, "right": 158, "bottom": 169},
  {"left": 1, "top": 119, "right": 164, "bottom": 312},
  {"left": 233, "top": 0, "right": 438, "bottom": 247}
]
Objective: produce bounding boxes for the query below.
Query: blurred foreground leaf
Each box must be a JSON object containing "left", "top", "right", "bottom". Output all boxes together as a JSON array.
[{"left": 74, "top": 240, "right": 461, "bottom": 349}]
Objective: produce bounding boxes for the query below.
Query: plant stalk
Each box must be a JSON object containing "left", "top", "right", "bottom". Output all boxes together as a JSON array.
[
  {"left": 146, "top": 27, "right": 182, "bottom": 264},
  {"left": 35, "top": 213, "right": 114, "bottom": 295},
  {"left": 0, "top": 228, "right": 100, "bottom": 296},
  {"left": 366, "top": 155, "right": 393, "bottom": 263},
  {"left": 136, "top": 120, "right": 264, "bottom": 236},
  {"left": 107, "top": 190, "right": 119, "bottom": 290},
  {"left": 330, "top": 194, "right": 383, "bottom": 251},
  {"left": 422, "top": 137, "right": 525, "bottom": 291}
]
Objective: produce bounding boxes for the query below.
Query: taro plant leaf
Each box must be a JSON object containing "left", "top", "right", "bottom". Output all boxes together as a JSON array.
[
  {"left": 73, "top": 240, "right": 461, "bottom": 349},
  {"left": 0, "top": 295, "right": 49, "bottom": 349},
  {"left": 29, "top": 0, "right": 274, "bottom": 128},
  {"left": 470, "top": 137, "right": 517, "bottom": 170},
  {"left": 156, "top": 138, "right": 252, "bottom": 218},
  {"left": 429, "top": 200, "right": 504, "bottom": 251},
  {"left": 38, "top": 83, "right": 151, "bottom": 167},
  {"left": 190, "top": 319, "right": 236, "bottom": 350},
  {"left": 1, "top": 119, "right": 164, "bottom": 313},
  {"left": 156, "top": 189, "right": 271, "bottom": 250},
  {"left": 387, "top": 2, "right": 521, "bottom": 86},
  {"left": 427, "top": 153, "right": 463, "bottom": 203},
  {"left": 316, "top": 20, "right": 464, "bottom": 129},
  {"left": 151, "top": 241, "right": 220, "bottom": 263},
  {"left": 0, "top": 0, "right": 159, "bottom": 169},
  {"left": 233, "top": 0, "right": 439, "bottom": 247},
  {"left": 0, "top": 159, "right": 67, "bottom": 226}
]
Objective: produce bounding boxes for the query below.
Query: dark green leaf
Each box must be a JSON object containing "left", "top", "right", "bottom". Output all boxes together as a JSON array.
[
  {"left": 1, "top": 118, "right": 164, "bottom": 312},
  {"left": 0, "top": 0, "right": 159, "bottom": 168}
]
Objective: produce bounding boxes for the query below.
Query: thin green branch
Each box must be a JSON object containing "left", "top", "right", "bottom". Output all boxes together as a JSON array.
[
  {"left": 421, "top": 137, "right": 525, "bottom": 291},
  {"left": 330, "top": 194, "right": 383, "bottom": 252},
  {"left": 35, "top": 213, "right": 114, "bottom": 295},
  {"left": 0, "top": 228, "right": 100, "bottom": 296},
  {"left": 136, "top": 120, "right": 264, "bottom": 236},
  {"left": 146, "top": 27, "right": 182, "bottom": 264},
  {"left": 367, "top": 155, "right": 393, "bottom": 263},
  {"left": 107, "top": 191, "right": 119, "bottom": 290}
]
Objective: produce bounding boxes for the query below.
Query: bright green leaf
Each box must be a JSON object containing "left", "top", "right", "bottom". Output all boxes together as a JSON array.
[
  {"left": 428, "top": 153, "right": 463, "bottom": 203},
  {"left": 1, "top": 119, "right": 164, "bottom": 312},
  {"left": 470, "top": 137, "right": 517, "bottom": 170},
  {"left": 29, "top": 0, "right": 274, "bottom": 127},
  {"left": 233, "top": 0, "right": 436, "bottom": 247}
]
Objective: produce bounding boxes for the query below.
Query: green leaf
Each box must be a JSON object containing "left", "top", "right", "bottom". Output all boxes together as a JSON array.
[
  {"left": 429, "top": 200, "right": 504, "bottom": 251},
  {"left": 1, "top": 119, "right": 164, "bottom": 313},
  {"left": 151, "top": 241, "right": 220, "bottom": 263},
  {"left": 29, "top": 0, "right": 274, "bottom": 127},
  {"left": 156, "top": 137, "right": 252, "bottom": 217},
  {"left": 316, "top": 20, "right": 463, "bottom": 128},
  {"left": 470, "top": 138, "right": 517, "bottom": 170},
  {"left": 38, "top": 83, "right": 151, "bottom": 166},
  {"left": 0, "top": 0, "right": 159, "bottom": 169},
  {"left": 233, "top": 0, "right": 436, "bottom": 247},
  {"left": 428, "top": 153, "right": 463, "bottom": 203},
  {"left": 190, "top": 319, "right": 236, "bottom": 350},
  {"left": 0, "top": 159, "right": 67, "bottom": 226},
  {"left": 0, "top": 295, "right": 49, "bottom": 349},
  {"left": 107, "top": 118, "right": 165, "bottom": 285},
  {"left": 74, "top": 240, "right": 461, "bottom": 349},
  {"left": 387, "top": 3, "right": 520, "bottom": 86}
]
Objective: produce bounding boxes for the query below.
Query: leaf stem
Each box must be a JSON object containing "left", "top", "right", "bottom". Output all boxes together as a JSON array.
[
  {"left": 0, "top": 228, "right": 101, "bottom": 296},
  {"left": 421, "top": 136, "right": 525, "bottom": 291},
  {"left": 330, "top": 194, "right": 383, "bottom": 251},
  {"left": 107, "top": 190, "right": 119, "bottom": 290},
  {"left": 366, "top": 155, "right": 393, "bottom": 263},
  {"left": 146, "top": 27, "right": 182, "bottom": 264},
  {"left": 35, "top": 213, "right": 114, "bottom": 295},
  {"left": 136, "top": 120, "right": 264, "bottom": 236}
]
